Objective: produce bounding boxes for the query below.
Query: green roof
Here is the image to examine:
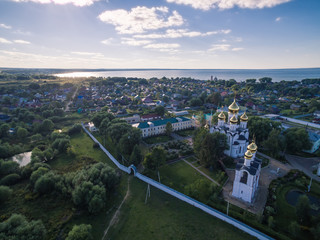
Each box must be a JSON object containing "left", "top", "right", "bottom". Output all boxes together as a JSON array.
[{"left": 136, "top": 117, "right": 191, "bottom": 129}]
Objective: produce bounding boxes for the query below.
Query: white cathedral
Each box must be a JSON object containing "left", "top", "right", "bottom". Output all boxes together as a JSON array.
[{"left": 210, "top": 99, "right": 261, "bottom": 203}]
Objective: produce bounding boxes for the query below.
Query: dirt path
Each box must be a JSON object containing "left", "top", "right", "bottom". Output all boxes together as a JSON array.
[
  {"left": 102, "top": 176, "right": 131, "bottom": 240},
  {"left": 183, "top": 159, "right": 220, "bottom": 186},
  {"left": 64, "top": 86, "right": 79, "bottom": 112}
]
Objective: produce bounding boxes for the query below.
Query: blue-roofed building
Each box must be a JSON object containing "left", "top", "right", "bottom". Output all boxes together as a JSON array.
[
  {"left": 304, "top": 131, "right": 320, "bottom": 153},
  {"left": 132, "top": 117, "right": 192, "bottom": 138}
]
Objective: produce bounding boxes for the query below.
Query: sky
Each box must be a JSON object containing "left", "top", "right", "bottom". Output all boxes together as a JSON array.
[{"left": 0, "top": 0, "right": 319, "bottom": 69}]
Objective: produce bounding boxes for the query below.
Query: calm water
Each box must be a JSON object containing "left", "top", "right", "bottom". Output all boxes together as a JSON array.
[
  {"left": 55, "top": 68, "right": 320, "bottom": 82},
  {"left": 9, "top": 152, "right": 32, "bottom": 167},
  {"left": 286, "top": 190, "right": 320, "bottom": 215}
]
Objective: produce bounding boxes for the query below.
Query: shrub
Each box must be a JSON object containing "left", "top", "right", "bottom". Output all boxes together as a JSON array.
[
  {"left": 0, "top": 173, "right": 21, "bottom": 186},
  {"left": 68, "top": 124, "right": 82, "bottom": 135},
  {"left": 0, "top": 185, "right": 12, "bottom": 203}
]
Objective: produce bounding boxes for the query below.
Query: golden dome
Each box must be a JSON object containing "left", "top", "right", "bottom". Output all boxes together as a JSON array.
[
  {"left": 244, "top": 150, "right": 253, "bottom": 159},
  {"left": 247, "top": 140, "right": 258, "bottom": 153},
  {"left": 240, "top": 112, "right": 248, "bottom": 121},
  {"left": 228, "top": 99, "right": 240, "bottom": 112},
  {"left": 230, "top": 114, "right": 238, "bottom": 124},
  {"left": 218, "top": 111, "right": 226, "bottom": 120}
]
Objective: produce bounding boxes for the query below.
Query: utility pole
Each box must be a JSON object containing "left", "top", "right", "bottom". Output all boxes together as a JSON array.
[
  {"left": 227, "top": 201, "right": 230, "bottom": 216},
  {"left": 308, "top": 177, "right": 312, "bottom": 192},
  {"left": 145, "top": 184, "right": 151, "bottom": 204}
]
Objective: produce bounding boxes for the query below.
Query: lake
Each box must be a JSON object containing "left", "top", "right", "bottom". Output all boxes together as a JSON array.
[
  {"left": 9, "top": 152, "right": 32, "bottom": 167},
  {"left": 55, "top": 68, "right": 320, "bottom": 82}
]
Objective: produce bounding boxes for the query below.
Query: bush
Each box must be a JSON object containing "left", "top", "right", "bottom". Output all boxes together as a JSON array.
[
  {"left": 0, "top": 173, "right": 21, "bottom": 186},
  {"left": 68, "top": 124, "right": 82, "bottom": 135},
  {"left": 93, "top": 142, "right": 100, "bottom": 148},
  {"left": 66, "top": 224, "right": 92, "bottom": 240},
  {"left": 0, "top": 185, "right": 12, "bottom": 203}
]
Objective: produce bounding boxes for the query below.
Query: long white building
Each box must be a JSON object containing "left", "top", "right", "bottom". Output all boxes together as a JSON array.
[{"left": 132, "top": 117, "right": 193, "bottom": 138}]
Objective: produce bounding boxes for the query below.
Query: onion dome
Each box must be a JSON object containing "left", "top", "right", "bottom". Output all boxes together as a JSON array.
[
  {"left": 228, "top": 99, "right": 240, "bottom": 113},
  {"left": 240, "top": 112, "right": 248, "bottom": 122},
  {"left": 230, "top": 114, "right": 238, "bottom": 124},
  {"left": 247, "top": 140, "right": 258, "bottom": 153},
  {"left": 244, "top": 150, "right": 253, "bottom": 159},
  {"left": 218, "top": 111, "right": 226, "bottom": 120}
]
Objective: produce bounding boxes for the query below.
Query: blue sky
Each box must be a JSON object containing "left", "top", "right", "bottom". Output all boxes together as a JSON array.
[{"left": 0, "top": 0, "right": 319, "bottom": 69}]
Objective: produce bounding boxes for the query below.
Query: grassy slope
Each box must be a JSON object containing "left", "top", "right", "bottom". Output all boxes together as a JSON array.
[
  {"left": 159, "top": 160, "right": 214, "bottom": 192},
  {"left": 107, "top": 178, "right": 256, "bottom": 240}
]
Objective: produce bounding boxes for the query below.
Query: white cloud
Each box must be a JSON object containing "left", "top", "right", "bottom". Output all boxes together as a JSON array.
[
  {"left": 232, "top": 47, "right": 244, "bottom": 51},
  {"left": 144, "top": 43, "right": 180, "bottom": 49},
  {"left": 121, "top": 38, "right": 152, "bottom": 46},
  {"left": 144, "top": 43, "right": 180, "bottom": 52},
  {"left": 101, "top": 38, "right": 114, "bottom": 45},
  {"left": 98, "top": 6, "right": 184, "bottom": 34},
  {"left": 209, "top": 44, "right": 231, "bottom": 51},
  {"left": 133, "top": 29, "right": 231, "bottom": 39},
  {"left": 209, "top": 44, "right": 244, "bottom": 52},
  {"left": 275, "top": 17, "right": 282, "bottom": 22},
  {"left": 11, "top": 0, "right": 99, "bottom": 7},
  {"left": 166, "top": 0, "right": 291, "bottom": 10},
  {"left": 0, "top": 38, "right": 12, "bottom": 44},
  {"left": 0, "top": 23, "right": 12, "bottom": 29},
  {"left": 14, "top": 39, "right": 31, "bottom": 44},
  {"left": 71, "top": 51, "right": 104, "bottom": 57}
]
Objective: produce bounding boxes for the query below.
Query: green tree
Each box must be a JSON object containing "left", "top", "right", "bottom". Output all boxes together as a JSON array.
[
  {"left": 17, "top": 127, "right": 28, "bottom": 139},
  {"left": 41, "top": 119, "right": 54, "bottom": 133},
  {"left": 262, "top": 129, "right": 285, "bottom": 158},
  {"left": 0, "top": 185, "right": 12, "bottom": 203},
  {"left": 296, "top": 195, "right": 311, "bottom": 225},
  {"left": 0, "top": 214, "right": 46, "bottom": 240},
  {"left": 119, "top": 128, "right": 142, "bottom": 155},
  {"left": 165, "top": 122, "right": 173, "bottom": 136},
  {"left": 288, "top": 221, "right": 300, "bottom": 238},
  {"left": 284, "top": 128, "right": 312, "bottom": 153},
  {"left": 66, "top": 224, "right": 92, "bottom": 240},
  {"left": 155, "top": 105, "right": 165, "bottom": 116},
  {"left": 143, "top": 147, "right": 166, "bottom": 171},
  {"left": 0, "top": 123, "right": 10, "bottom": 138},
  {"left": 198, "top": 132, "right": 228, "bottom": 168},
  {"left": 129, "top": 145, "right": 142, "bottom": 166},
  {"left": 248, "top": 116, "right": 281, "bottom": 144}
]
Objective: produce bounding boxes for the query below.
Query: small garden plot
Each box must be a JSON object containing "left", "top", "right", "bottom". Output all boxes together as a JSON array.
[
  {"left": 144, "top": 135, "right": 173, "bottom": 144},
  {"left": 176, "top": 128, "right": 195, "bottom": 137}
]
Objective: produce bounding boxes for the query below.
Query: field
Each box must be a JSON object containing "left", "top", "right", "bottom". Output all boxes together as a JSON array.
[
  {"left": 106, "top": 177, "right": 256, "bottom": 240},
  {"left": 143, "top": 135, "right": 173, "bottom": 144}
]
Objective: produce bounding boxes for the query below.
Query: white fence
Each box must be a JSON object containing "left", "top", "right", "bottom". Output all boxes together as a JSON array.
[{"left": 82, "top": 124, "right": 273, "bottom": 240}]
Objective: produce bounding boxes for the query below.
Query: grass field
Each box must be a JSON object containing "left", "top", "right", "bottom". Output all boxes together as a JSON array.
[
  {"left": 157, "top": 160, "right": 218, "bottom": 194},
  {"left": 106, "top": 177, "right": 256, "bottom": 240},
  {"left": 49, "top": 131, "right": 117, "bottom": 173}
]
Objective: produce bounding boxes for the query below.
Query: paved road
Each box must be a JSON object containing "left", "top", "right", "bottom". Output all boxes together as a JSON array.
[{"left": 285, "top": 154, "right": 320, "bottom": 181}]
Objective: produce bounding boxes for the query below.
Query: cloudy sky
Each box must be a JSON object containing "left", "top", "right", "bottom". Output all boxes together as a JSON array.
[{"left": 0, "top": 0, "right": 319, "bottom": 69}]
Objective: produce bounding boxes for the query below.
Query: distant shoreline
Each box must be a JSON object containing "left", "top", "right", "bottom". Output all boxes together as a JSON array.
[{"left": 1, "top": 67, "right": 320, "bottom": 82}]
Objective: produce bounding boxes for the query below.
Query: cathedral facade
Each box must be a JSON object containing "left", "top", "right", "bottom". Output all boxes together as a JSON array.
[
  {"left": 210, "top": 99, "right": 261, "bottom": 203},
  {"left": 210, "top": 99, "right": 249, "bottom": 158}
]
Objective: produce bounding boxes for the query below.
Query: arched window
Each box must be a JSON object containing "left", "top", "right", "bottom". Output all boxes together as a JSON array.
[{"left": 240, "top": 171, "right": 248, "bottom": 184}]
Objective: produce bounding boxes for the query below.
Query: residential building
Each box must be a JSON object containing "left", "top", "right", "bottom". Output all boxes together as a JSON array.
[{"left": 132, "top": 117, "right": 192, "bottom": 138}]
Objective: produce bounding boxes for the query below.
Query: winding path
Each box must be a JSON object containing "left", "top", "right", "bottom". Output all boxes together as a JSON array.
[{"left": 102, "top": 176, "right": 131, "bottom": 240}]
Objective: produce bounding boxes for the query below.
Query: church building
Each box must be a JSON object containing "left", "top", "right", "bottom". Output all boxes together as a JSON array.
[
  {"left": 210, "top": 99, "right": 249, "bottom": 158},
  {"left": 210, "top": 99, "right": 261, "bottom": 203}
]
